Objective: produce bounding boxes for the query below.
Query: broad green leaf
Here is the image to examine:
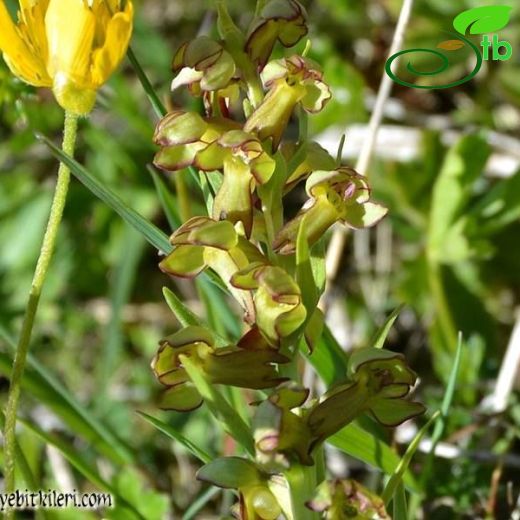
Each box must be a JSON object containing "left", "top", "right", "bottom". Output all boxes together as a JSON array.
[
  {"left": 0, "top": 330, "right": 133, "bottom": 465},
  {"left": 20, "top": 418, "right": 144, "bottom": 519},
  {"left": 296, "top": 215, "right": 319, "bottom": 313},
  {"left": 469, "top": 170, "right": 520, "bottom": 235},
  {"left": 427, "top": 134, "right": 490, "bottom": 263},
  {"left": 453, "top": 6, "right": 512, "bottom": 35},
  {"left": 181, "top": 355, "right": 255, "bottom": 455},
  {"left": 108, "top": 467, "right": 170, "bottom": 520},
  {"left": 303, "top": 325, "right": 348, "bottom": 386},
  {"left": 369, "top": 304, "right": 404, "bottom": 349},
  {"left": 197, "top": 457, "right": 260, "bottom": 488},
  {"left": 136, "top": 412, "right": 212, "bottom": 463},
  {"left": 328, "top": 424, "right": 418, "bottom": 492},
  {"left": 38, "top": 133, "right": 173, "bottom": 254}
]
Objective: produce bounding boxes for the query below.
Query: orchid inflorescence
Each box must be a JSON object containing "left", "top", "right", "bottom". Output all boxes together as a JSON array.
[{"left": 150, "top": 1, "right": 425, "bottom": 518}]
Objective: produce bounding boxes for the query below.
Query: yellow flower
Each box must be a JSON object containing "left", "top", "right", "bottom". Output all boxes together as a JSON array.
[{"left": 0, "top": 0, "right": 133, "bottom": 114}]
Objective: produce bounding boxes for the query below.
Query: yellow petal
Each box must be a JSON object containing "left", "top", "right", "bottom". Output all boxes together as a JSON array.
[
  {"left": 18, "top": 0, "right": 50, "bottom": 64},
  {"left": 45, "top": 0, "right": 95, "bottom": 88},
  {"left": 0, "top": 1, "right": 50, "bottom": 86},
  {"left": 90, "top": 1, "right": 133, "bottom": 87}
]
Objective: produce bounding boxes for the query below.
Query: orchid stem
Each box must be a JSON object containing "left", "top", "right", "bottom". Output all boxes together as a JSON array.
[{"left": 3, "top": 111, "right": 79, "bottom": 503}]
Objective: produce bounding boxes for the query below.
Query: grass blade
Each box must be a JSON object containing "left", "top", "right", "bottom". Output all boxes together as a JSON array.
[
  {"left": 421, "top": 333, "right": 465, "bottom": 484},
  {"left": 0, "top": 328, "right": 133, "bottom": 464},
  {"left": 149, "top": 166, "right": 182, "bottom": 231},
  {"left": 431, "top": 332, "right": 464, "bottom": 447},
  {"left": 137, "top": 412, "right": 212, "bottom": 464},
  {"left": 37, "top": 133, "right": 172, "bottom": 254},
  {"left": 382, "top": 411, "right": 440, "bottom": 504},
  {"left": 392, "top": 482, "right": 408, "bottom": 520},
  {"left": 126, "top": 47, "right": 167, "bottom": 118},
  {"left": 182, "top": 487, "right": 221, "bottom": 520}
]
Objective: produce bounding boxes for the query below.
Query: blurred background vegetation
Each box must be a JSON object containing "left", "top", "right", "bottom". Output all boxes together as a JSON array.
[{"left": 0, "top": 0, "right": 519, "bottom": 518}]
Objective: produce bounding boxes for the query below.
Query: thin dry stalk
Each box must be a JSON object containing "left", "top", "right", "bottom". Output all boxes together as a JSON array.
[{"left": 322, "top": 0, "right": 415, "bottom": 313}]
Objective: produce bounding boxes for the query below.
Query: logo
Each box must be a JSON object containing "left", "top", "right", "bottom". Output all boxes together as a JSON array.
[{"left": 385, "top": 6, "right": 513, "bottom": 89}]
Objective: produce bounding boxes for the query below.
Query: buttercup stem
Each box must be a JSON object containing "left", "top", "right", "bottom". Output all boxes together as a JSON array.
[{"left": 3, "top": 111, "right": 79, "bottom": 503}]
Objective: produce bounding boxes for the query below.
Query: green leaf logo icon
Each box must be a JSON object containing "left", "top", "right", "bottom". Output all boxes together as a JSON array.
[{"left": 453, "top": 5, "right": 512, "bottom": 35}]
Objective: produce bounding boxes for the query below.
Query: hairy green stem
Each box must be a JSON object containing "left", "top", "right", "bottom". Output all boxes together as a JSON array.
[{"left": 3, "top": 111, "right": 79, "bottom": 503}]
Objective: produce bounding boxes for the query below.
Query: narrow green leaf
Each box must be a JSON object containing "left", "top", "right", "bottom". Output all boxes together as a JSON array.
[
  {"left": 162, "top": 287, "right": 203, "bottom": 327},
  {"left": 126, "top": 47, "right": 167, "bottom": 118},
  {"left": 181, "top": 355, "right": 255, "bottom": 455},
  {"left": 328, "top": 424, "right": 418, "bottom": 492},
  {"left": 197, "top": 171, "right": 215, "bottom": 215},
  {"left": 392, "top": 482, "right": 408, "bottom": 520},
  {"left": 370, "top": 304, "right": 405, "bottom": 349},
  {"left": 37, "top": 133, "right": 172, "bottom": 254},
  {"left": 382, "top": 411, "right": 440, "bottom": 504},
  {"left": 149, "top": 166, "right": 182, "bottom": 231},
  {"left": 137, "top": 412, "right": 212, "bottom": 463},
  {"left": 431, "top": 333, "right": 464, "bottom": 448},
  {"left": 182, "top": 487, "right": 221, "bottom": 520}
]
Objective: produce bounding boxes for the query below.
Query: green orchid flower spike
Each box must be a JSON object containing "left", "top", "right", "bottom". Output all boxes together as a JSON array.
[
  {"left": 281, "top": 141, "right": 337, "bottom": 193},
  {"left": 159, "top": 216, "right": 266, "bottom": 322},
  {"left": 246, "top": 0, "right": 308, "bottom": 68},
  {"left": 196, "top": 129, "right": 276, "bottom": 236},
  {"left": 171, "top": 36, "right": 240, "bottom": 115},
  {"left": 171, "top": 36, "right": 237, "bottom": 95},
  {"left": 152, "top": 326, "right": 288, "bottom": 412},
  {"left": 306, "top": 479, "right": 390, "bottom": 520},
  {"left": 307, "top": 348, "right": 426, "bottom": 450},
  {"left": 197, "top": 457, "right": 283, "bottom": 520},
  {"left": 274, "top": 167, "right": 388, "bottom": 254},
  {"left": 253, "top": 382, "right": 313, "bottom": 465},
  {"left": 154, "top": 112, "right": 275, "bottom": 236},
  {"left": 153, "top": 110, "right": 238, "bottom": 171},
  {"left": 231, "top": 264, "right": 307, "bottom": 347},
  {"left": 244, "top": 55, "right": 331, "bottom": 150},
  {"left": 253, "top": 348, "right": 424, "bottom": 465}
]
